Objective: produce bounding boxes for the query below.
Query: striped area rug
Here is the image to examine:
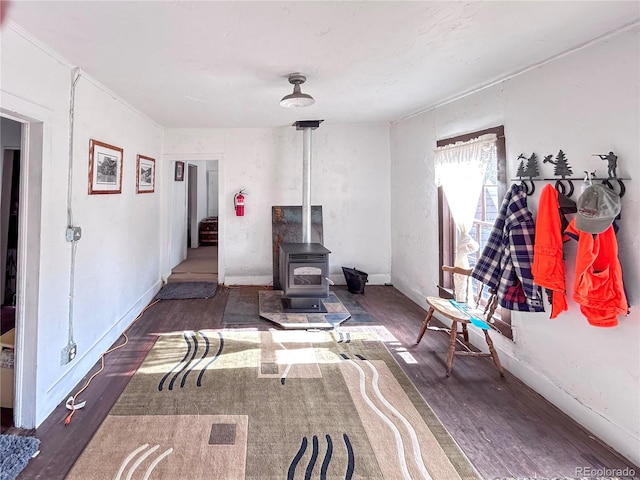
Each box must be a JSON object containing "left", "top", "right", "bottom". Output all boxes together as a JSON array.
[{"left": 67, "top": 327, "right": 480, "bottom": 480}]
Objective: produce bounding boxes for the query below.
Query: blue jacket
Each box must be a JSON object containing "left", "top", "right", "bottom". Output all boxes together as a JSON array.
[{"left": 472, "top": 183, "right": 544, "bottom": 312}]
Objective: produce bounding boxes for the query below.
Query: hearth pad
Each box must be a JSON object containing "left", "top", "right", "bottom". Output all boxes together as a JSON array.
[{"left": 259, "top": 290, "right": 351, "bottom": 329}]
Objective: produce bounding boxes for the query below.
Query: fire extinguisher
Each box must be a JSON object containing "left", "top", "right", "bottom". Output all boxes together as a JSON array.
[{"left": 234, "top": 189, "right": 246, "bottom": 216}]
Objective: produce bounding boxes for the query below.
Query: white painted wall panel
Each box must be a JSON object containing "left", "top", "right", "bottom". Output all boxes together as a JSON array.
[
  {"left": 1, "top": 26, "right": 163, "bottom": 426},
  {"left": 164, "top": 124, "right": 391, "bottom": 285},
  {"left": 390, "top": 27, "right": 640, "bottom": 464}
]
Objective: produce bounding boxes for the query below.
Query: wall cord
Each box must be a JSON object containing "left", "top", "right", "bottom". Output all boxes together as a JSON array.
[{"left": 64, "top": 299, "right": 161, "bottom": 425}]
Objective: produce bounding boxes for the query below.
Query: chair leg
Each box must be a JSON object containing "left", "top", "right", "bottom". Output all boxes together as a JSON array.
[
  {"left": 462, "top": 323, "right": 469, "bottom": 343},
  {"left": 445, "top": 321, "right": 458, "bottom": 377},
  {"left": 483, "top": 330, "right": 504, "bottom": 377},
  {"left": 416, "top": 307, "right": 435, "bottom": 344}
]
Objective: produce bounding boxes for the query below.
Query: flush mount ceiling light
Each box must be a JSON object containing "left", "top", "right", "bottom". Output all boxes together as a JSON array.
[{"left": 280, "top": 73, "right": 315, "bottom": 108}]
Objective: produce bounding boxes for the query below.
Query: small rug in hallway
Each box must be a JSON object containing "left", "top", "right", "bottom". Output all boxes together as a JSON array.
[
  {"left": 0, "top": 434, "right": 41, "bottom": 480},
  {"left": 67, "top": 327, "right": 480, "bottom": 479},
  {"left": 155, "top": 281, "right": 217, "bottom": 300}
]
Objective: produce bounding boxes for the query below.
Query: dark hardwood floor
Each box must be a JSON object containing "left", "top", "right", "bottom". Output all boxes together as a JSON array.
[{"left": 3, "top": 285, "right": 638, "bottom": 479}]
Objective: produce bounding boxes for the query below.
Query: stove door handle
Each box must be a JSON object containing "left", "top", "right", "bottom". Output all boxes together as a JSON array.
[{"left": 325, "top": 277, "right": 335, "bottom": 286}]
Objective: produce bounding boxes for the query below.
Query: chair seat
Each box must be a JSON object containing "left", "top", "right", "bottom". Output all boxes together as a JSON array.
[
  {"left": 418, "top": 296, "right": 504, "bottom": 378},
  {"left": 425, "top": 296, "right": 477, "bottom": 323}
]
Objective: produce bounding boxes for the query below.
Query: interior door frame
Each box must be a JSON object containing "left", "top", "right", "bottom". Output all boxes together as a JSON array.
[
  {"left": 1, "top": 99, "right": 46, "bottom": 429},
  {"left": 164, "top": 153, "right": 225, "bottom": 283}
]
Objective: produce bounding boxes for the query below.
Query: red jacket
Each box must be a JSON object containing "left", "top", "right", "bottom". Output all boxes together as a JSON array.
[{"left": 565, "top": 219, "right": 628, "bottom": 327}]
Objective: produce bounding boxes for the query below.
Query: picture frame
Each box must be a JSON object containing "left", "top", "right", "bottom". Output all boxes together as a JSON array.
[
  {"left": 136, "top": 155, "right": 156, "bottom": 193},
  {"left": 174, "top": 161, "right": 185, "bottom": 181},
  {"left": 88, "top": 139, "right": 123, "bottom": 194}
]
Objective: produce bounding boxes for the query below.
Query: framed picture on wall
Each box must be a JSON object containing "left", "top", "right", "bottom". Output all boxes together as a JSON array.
[
  {"left": 88, "top": 139, "right": 123, "bottom": 194},
  {"left": 175, "top": 161, "right": 185, "bottom": 181},
  {"left": 136, "top": 155, "right": 155, "bottom": 193}
]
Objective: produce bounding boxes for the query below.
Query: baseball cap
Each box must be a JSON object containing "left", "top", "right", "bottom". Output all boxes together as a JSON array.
[{"left": 575, "top": 184, "right": 621, "bottom": 234}]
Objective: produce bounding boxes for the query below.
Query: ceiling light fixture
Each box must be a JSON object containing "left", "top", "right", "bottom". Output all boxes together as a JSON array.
[{"left": 280, "top": 73, "right": 315, "bottom": 108}]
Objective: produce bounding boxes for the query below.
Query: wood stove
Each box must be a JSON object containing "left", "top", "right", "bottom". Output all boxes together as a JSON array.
[
  {"left": 278, "top": 119, "right": 332, "bottom": 313},
  {"left": 280, "top": 242, "right": 330, "bottom": 312}
]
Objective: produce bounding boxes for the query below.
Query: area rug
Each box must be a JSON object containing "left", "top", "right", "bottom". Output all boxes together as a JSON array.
[
  {"left": 67, "top": 328, "right": 480, "bottom": 479},
  {"left": 155, "top": 281, "right": 218, "bottom": 300},
  {"left": 0, "top": 434, "right": 41, "bottom": 480}
]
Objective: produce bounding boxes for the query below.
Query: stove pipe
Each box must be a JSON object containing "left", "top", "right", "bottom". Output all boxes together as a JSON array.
[
  {"left": 302, "top": 127, "right": 312, "bottom": 243},
  {"left": 293, "top": 120, "right": 323, "bottom": 244}
]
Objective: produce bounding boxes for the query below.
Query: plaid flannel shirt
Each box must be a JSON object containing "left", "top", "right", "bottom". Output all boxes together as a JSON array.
[{"left": 472, "top": 183, "right": 544, "bottom": 312}]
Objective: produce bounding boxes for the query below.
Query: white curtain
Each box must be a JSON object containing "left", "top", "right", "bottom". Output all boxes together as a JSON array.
[{"left": 434, "top": 133, "right": 497, "bottom": 301}]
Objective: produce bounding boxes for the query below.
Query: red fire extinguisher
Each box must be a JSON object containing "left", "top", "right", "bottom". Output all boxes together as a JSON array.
[{"left": 234, "top": 189, "right": 246, "bottom": 216}]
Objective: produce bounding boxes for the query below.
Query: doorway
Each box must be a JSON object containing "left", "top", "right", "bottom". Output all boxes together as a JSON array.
[
  {"left": 1, "top": 118, "right": 21, "bottom": 430},
  {"left": 168, "top": 160, "right": 219, "bottom": 284},
  {"left": 1, "top": 111, "right": 43, "bottom": 430},
  {"left": 0, "top": 105, "right": 44, "bottom": 430}
]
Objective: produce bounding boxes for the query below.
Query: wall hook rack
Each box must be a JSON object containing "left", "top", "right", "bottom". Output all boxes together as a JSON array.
[{"left": 511, "top": 151, "right": 630, "bottom": 198}]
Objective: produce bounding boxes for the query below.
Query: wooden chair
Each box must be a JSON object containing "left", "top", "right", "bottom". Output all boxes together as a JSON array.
[{"left": 416, "top": 266, "right": 504, "bottom": 377}]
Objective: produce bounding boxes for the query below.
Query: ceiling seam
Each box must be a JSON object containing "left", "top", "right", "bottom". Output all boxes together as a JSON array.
[
  {"left": 394, "top": 19, "right": 640, "bottom": 125},
  {"left": 6, "top": 20, "right": 162, "bottom": 129}
]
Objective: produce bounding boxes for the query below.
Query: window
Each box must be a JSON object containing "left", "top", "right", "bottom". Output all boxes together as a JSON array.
[{"left": 437, "top": 126, "right": 512, "bottom": 339}]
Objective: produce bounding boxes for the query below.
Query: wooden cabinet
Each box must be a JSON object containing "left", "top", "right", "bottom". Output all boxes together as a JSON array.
[{"left": 199, "top": 217, "right": 218, "bottom": 246}]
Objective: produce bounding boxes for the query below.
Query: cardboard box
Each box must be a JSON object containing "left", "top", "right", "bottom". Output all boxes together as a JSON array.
[{"left": 1, "top": 328, "right": 15, "bottom": 408}]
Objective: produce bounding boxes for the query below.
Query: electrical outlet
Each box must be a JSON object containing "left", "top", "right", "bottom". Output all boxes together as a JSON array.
[
  {"left": 65, "top": 226, "right": 82, "bottom": 242},
  {"left": 61, "top": 342, "right": 77, "bottom": 365}
]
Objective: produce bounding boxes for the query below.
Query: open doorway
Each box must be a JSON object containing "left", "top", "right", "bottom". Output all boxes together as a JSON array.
[
  {"left": 1, "top": 118, "right": 21, "bottom": 430},
  {"left": 0, "top": 110, "right": 42, "bottom": 431},
  {"left": 168, "top": 160, "right": 219, "bottom": 284}
]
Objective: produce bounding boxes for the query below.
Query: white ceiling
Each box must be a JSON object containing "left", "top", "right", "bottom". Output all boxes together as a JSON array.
[{"left": 6, "top": 1, "right": 640, "bottom": 128}]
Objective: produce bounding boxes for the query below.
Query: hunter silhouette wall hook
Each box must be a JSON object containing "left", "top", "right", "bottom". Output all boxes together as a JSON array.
[
  {"left": 592, "top": 151, "right": 626, "bottom": 198},
  {"left": 593, "top": 151, "right": 618, "bottom": 178}
]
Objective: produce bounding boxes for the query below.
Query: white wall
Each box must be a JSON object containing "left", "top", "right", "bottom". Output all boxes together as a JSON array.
[
  {"left": 1, "top": 25, "right": 164, "bottom": 426},
  {"left": 390, "top": 27, "right": 640, "bottom": 464},
  {"left": 164, "top": 124, "right": 392, "bottom": 286}
]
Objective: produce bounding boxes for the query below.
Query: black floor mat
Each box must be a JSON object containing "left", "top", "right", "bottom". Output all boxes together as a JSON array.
[{"left": 155, "top": 282, "right": 218, "bottom": 300}]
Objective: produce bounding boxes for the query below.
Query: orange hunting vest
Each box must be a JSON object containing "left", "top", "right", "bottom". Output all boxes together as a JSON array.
[
  {"left": 532, "top": 185, "right": 568, "bottom": 318},
  {"left": 565, "top": 219, "right": 628, "bottom": 327}
]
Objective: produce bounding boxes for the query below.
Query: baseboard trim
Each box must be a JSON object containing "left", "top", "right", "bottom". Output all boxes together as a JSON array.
[{"left": 39, "top": 280, "right": 162, "bottom": 425}]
